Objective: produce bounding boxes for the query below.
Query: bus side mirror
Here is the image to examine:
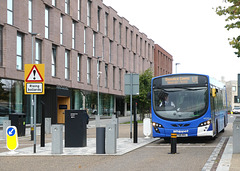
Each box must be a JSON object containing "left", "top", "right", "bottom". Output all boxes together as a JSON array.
[
  {"left": 212, "top": 88, "right": 217, "bottom": 97},
  {"left": 147, "top": 92, "right": 151, "bottom": 100}
]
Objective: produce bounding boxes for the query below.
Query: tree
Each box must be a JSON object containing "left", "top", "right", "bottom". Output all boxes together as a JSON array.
[
  {"left": 134, "top": 68, "right": 153, "bottom": 120},
  {"left": 216, "top": 0, "right": 240, "bottom": 57}
]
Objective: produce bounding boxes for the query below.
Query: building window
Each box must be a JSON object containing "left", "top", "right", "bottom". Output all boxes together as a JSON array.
[
  {"left": 130, "top": 31, "right": 133, "bottom": 51},
  {"left": 113, "top": 66, "right": 116, "bottom": 89},
  {"left": 87, "top": 1, "right": 91, "bottom": 27},
  {"left": 136, "top": 34, "right": 138, "bottom": 53},
  {"left": 113, "top": 18, "right": 116, "bottom": 41},
  {"left": 28, "top": 0, "right": 32, "bottom": 33},
  {"left": 133, "top": 54, "right": 136, "bottom": 72},
  {"left": 60, "top": 15, "right": 63, "bottom": 45},
  {"left": 102, "top": 36, "right": 104, "bottom": 60},
  {"left": 119, "top": 69, "right": 122, "bottom": 90},
  {"left": 93, "top": 32, "right": 96, "bottom": 57},
  {"left": 78, "top": 0, "right": 81, "bottom": 20},
  {"left": 232, "top": 86, "right": 236, "bottom": 92},
  {"left": 125, "top": 27, "right": 128, "bottom": 47},
  {"left": 65, "top": 50, "right": 70, "bottom": 80},
  {"left": 128, "top": 50, "right": 130, "bottom": 66},
  {"left": 16, "top": 33, "right": 23, "bottom": 70},
  {"left": 52, "top": 45, "right": 57, "bottom": 77},
  {"left": 105, "top": 64, "right": 108, "bottom": 88},
  {"left": 84, "top": 27, "right": 86, "bottom": 54},
  {"left": 142, "top": 58, "right": 145, "bottom": 72},
  {"left": 117, "top": 45, "right": 119, "bottom": 66},
  {"left": 52, "top": 0, "right": 56, "bottom": 6},
  {"left": 77, "top": 54, "right": 81, "bottom": 81},
  {"left": 45, "top": 7, "right": 49, "bottom": 39},
  {"left": 148, "top": 43, "right": 150, "bottom": 59},
  {"left": 35, "top": 39, "right": 42, "bottom": 64},
  {"left": 234, "top": 96, "right": 240, "bottom": 103},
  {"left": 87, "top": 58, "right": 91, "bottom": 84},
  {"left": 145, "top": 41, "right": 147, "bottom": 57},
  {"left": 140, "top": 38, "right": 142, "bottom": 56},
  {"left": 119, "top": 23, "right": 122, "bottom": 44},
  {"left": 105, "top": 13, "right": 108, "bottom": 36},
  {"left": 72, "top": 21, "right": 75, "bottom": 49},
  {"left": 7, "top": 0, "right": 13, "bottom": 25},
  {"left": 109, "top": 40, "right": 112, "bottom": 63},
  {"left": 97, "top": 7, "right": 101, "bottom": 32},
  {"left": 65, "top": 0, "right": 70, "bottom": 14},
  {"left": 0, "top": 26, "right": 2, "bottom": 67},
  {"left": 152, "top": 46, "right": 154, "bottom": 59}
]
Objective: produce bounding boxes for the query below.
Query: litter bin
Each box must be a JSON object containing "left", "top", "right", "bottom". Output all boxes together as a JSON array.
[{"left": 9, "top": 113, "right": 26, "bottom": 136}]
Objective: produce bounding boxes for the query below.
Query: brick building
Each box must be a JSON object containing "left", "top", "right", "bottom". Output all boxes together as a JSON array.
[
  {"left": 0, "top": 0, "right": 157, "bottom": 124},
  {"left": 154, "top": 44, "right": 173, "bottom": 77}
]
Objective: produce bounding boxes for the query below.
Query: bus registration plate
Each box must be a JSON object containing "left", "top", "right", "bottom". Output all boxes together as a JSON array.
[{"left": 177, "top": 134, "right": 188, "bottom": 137}]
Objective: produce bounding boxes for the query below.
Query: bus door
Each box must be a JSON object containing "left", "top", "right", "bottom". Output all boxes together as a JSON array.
[{"left": 210, "top": 88, "right": 217, "bottom": 135}]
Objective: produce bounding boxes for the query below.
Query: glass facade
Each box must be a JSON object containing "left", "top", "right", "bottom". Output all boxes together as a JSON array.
[
  {"left": 84, "top": 91, "right": 114, "bottom": 115},
  {"left": 0, "top": 78, "right": 119, "bottom": 125},
  {"left": 0, "top": 79, "right": 25, "bottom": 124}
]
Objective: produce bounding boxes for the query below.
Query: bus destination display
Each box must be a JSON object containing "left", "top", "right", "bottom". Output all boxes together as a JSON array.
[{"left": 162, "top": 76, "right": 198, "bottom": 85}]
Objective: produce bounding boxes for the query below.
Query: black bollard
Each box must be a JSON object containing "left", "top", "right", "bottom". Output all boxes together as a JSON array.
[
  {"left": 170, "top": 133, "right": 177, "bottom": 154},
  {"left": 96, "top": 127, "right": 105, "bottom": 154},
  {"left": 41, "top": 101, "right": 45, "bottom": 147},
  {"left": 133, "top": 101, "right": 138, "bottom": 143}
]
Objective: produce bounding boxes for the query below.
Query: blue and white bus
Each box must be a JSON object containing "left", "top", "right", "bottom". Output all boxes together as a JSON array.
[{"left": 151, "top": 73, "right": 228, "bottom": 139}]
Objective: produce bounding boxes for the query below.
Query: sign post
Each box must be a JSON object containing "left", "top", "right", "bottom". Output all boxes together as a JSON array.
[
  {"left": 124, "top": 73, "right": 139, "bottom": 140},
  {"left": 24, "top": 64, "right": 45, "bottom": 153}
]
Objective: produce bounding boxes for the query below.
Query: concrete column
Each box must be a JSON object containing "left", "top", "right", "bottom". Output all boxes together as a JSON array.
[
  {"left": 106, "top": 123, "right": 116, "bottom": 154},
  {"left": 233, "top": 116, "right": 240, "bottom": 153},
  {"left": 111, "top": 115, "right": 119, "bottom": 138},
  {"left": 45, "top": 118, "right": 51, "bottom": 134},
  {"left": 95, "top": 115, "right": 100, "bottom": 127},
  {"left": 51, "top": 124, "right": 63, "bottom": 154}
]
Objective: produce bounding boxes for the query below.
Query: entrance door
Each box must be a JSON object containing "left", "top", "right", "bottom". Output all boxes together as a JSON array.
[{"left": 57, "top": 96, "right": 70, "bottom": 124}]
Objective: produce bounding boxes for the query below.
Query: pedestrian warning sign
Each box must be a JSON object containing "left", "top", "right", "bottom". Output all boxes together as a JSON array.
[
  {"left": 26, "top": 65, "right": 43, "bottom": 82},
  {"left": 24, "top": 64, "right": 45, "bottom": 95}
]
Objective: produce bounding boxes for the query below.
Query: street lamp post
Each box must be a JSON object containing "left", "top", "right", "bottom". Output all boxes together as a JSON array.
[
  {"left": 30, "top": 33, "right": 38, "bottom": 141},
  {"left": 175, "top": 63, "right": 180, "bottom": 74},
  {"left": 97, "top": 57, "right": 100, "bottom": 116},
  {"left": 31, "top": 33, "right": 39, "bottom": 153},
  {"left": 96, "top": 56, "right": 102, "bottom": 126}
]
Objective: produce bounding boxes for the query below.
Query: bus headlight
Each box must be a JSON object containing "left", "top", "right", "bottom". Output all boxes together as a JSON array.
[
  {"left": 152, "top": 122, "right": 164, "bottom": 128},
  {"left": 198, "top": 120, "right": 211, "bottom": 127},
  {"left": 153, "top": 122, "right": 164, "bottom": 133}
]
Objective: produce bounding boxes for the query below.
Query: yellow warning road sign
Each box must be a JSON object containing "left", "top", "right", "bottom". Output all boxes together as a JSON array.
[
  {"left": 6, "top": 126, "right": 18, "bottom": 151},
  {"left": 24, "top": 64, "right": 45, "bottom": 95}
]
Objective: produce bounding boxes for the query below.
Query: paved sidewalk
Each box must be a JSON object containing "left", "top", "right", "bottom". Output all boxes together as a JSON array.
[
  {"left": 0, "top": 116, "right": 156, "bottom": 156},
  {"left": 0, "top": 138, "right": 155, "bottom": 156}
]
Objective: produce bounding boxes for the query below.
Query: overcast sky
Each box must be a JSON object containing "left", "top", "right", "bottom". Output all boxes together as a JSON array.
[{"left": 103, "top": 0, "right": 240, "bottom": 81}]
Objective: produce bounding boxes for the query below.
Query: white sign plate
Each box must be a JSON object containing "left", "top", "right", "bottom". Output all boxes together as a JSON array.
[{"left": 26, "top": 83, "right": 43, "bottom": 93}]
